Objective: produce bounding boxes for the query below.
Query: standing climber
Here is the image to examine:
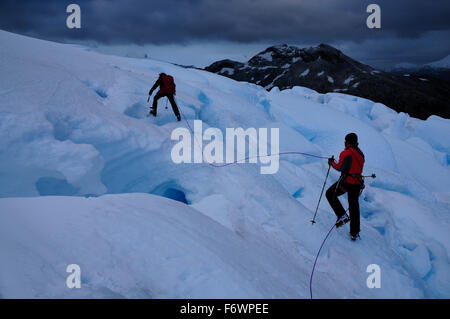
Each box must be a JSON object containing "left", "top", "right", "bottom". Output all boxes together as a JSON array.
[
  {"left": 326, "top": 133, "right": 365, "bottom": 241},
  {"left": 148, "top": 73, "right": 181, "bottom": 121}
]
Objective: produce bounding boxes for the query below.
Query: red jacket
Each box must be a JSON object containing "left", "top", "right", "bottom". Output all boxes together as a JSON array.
[
  {"left": 150, "top": 74, "right": 176, "bottom": 96},
  {"left": 331, "top": 145, "right": 365, "bottom": 184}
]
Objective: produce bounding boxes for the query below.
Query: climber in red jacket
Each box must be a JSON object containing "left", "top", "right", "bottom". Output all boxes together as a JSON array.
[
  {"left": 326, "top": 133, "right": 365, "bottom": 241},
  {"left": 148, "top": 73, "right": 181, "bottom": 121}
]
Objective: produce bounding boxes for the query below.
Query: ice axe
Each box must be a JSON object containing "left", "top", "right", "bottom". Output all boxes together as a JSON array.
[{"left": 311, "top": 155, "right": 333, "bottom": 225}]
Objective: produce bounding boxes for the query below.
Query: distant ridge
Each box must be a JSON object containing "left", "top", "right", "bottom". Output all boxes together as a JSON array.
[{"left": 205, "top": 44, "right": 450, "bottom": 119}]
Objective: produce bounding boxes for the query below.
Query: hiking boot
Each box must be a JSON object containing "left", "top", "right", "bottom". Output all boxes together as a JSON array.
[
  {"left": 176, "top": 115, "right": 181, "bottom": 121},
  {"left": 149, "top": 108, "right": 157, "bottom": 117},
  {"left": 350, "top": 233, "right": 360, "bottom": 241},
  {"left": 335, "top": 213, "right": 350, "bottom": 228}
]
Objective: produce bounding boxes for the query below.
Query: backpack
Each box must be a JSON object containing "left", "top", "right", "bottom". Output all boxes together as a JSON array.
[{"left": 160, "top": 74, "right": 176, "bottom": 95}]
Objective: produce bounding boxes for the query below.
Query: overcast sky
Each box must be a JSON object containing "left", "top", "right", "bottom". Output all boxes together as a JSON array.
[{"left": 1, "top": 0, "right": 449, "bottom": 69}]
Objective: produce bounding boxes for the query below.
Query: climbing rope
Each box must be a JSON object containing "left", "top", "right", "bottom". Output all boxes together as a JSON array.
[
  {"left": 176, "top": 99, "right": 329, "bottom": 169},
  {"left": 309, "top": 222, "right": 336, "bottom": 299}
]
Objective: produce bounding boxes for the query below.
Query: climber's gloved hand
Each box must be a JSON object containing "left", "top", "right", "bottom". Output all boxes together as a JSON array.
[{"left": 328, "top": 157, "right": 334, "bottom": 166}]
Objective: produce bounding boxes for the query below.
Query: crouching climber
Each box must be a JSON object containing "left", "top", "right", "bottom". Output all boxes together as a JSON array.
[
  {"left": 326, "top": 133, "right": 365, "bottom": 241},
  {"left": 148, "top": 73, "right": 181, "bottom": 121}
]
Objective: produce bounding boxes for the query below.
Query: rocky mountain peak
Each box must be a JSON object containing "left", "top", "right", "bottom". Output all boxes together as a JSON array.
[{"left": 204, "top": 43, "right": 450, "bottom": 120}]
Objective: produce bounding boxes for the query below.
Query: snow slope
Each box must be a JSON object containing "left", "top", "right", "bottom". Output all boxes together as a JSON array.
[{"left": 0, "top": 30, "right": 449, "bottom": 298}]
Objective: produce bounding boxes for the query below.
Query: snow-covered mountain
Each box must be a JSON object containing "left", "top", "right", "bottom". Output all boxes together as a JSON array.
[
  {"left": 205, "top": 44, "right": 450, "bottom": 120},
  {"left": 427, "top": 55, "right": 450, "bottom": 69},
  {"left": 0, "top": 30, "right": 449, "bottom": 298},
  {"left": 394, "top": 55, "right": 450, "bottom": 71},
  {"left": 392, "top": 55, "right": 450, "bottom": 83}
]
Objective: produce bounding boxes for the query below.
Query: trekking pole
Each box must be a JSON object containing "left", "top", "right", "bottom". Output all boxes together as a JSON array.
[
  {"left": 311, "top": 156, "right": 333, "bottom": 225},
  {"left": 165, "top": 97, "right": 169, "bottom": 109}
]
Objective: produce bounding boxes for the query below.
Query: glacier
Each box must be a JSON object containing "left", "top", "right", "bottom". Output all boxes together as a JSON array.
[{"left": 0, "top": 30, "right": 449, "bottom": 298}]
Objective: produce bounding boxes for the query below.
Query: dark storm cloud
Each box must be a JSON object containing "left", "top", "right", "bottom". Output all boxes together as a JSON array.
[
  {"left": 0, "top": 0, "right": 449, "bottom": 68},
  {"left": 1, "top": 0, "right": 449, "bottom": 44}
]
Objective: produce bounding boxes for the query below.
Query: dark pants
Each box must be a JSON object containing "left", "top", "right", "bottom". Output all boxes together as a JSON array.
[
  {"left": 152, "top": 92, "right": 180, "bottom": 118},
  {"left": 326, "top": 181, "right": 361, "bottom": 236}
]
